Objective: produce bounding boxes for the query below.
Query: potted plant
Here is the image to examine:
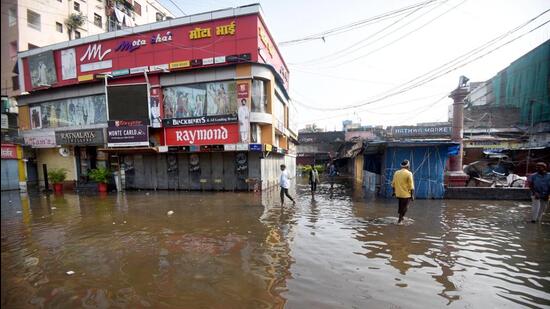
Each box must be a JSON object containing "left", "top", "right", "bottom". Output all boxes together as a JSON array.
[
  {"left": 89, "top": 167, "right": 110, "bottom": 192},
  {"left": 48, "top": 168, "right": 67, "bottom": 193}
]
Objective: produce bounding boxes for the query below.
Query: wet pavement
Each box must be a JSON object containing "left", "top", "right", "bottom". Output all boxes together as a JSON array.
[{"left": 1, "top": 178, "right": 549, "bottom": 308}]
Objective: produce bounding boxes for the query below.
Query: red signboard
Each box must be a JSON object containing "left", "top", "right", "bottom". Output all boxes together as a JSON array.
[
  {"left": 165, "top": 123, "right": 239, "bottom": 146},
  {"left": 1, "top": 144, "right": 18, "bottom": 159},
  {"left": 237, "top": 82, "right": 249, "bottom": 99},
  {"left": 22, "top": 14, "right": 294, "bottom": 91}
]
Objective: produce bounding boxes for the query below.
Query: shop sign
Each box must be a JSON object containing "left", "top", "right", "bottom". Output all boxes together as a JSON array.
[
  {"left": 78, "top": 74, "right": 94, "bottom": 82},
  {"left": 236, "top": 143, "right": 248, "bottom": 151},
  {"left": 1, "top": 114, "right": 8, "bottom": 129},
  {"left": 203, "top": 58, "right": 214, "bottom": 65},
  {"left": 165, "top": 123, "right": 239, "bottom": 146},
  {"left": 112, "top": 69, "right": 130, "bottom": 77},
  {"left": 149, "top": 64, "right": 169, "bottom": 72},
  {"left": 249, "top": 143, "right": 262, "bottom": 151},
  {"left": 24, "top": 134, "right": 56, "bottom": 148},
  {"left": 224, "top": 144, "right": 236, "bottom": 151},
  {"left": 1, "top": 144, "right": 17, "bottom": 159},
  {"left": 107, "top": 121, "right": 149, "bottom": 147},
  {"left": 129, "top": 66, "right": 149, "bottom": 74},
  {"left": 189, "top": 21, "right": 235, "bottom": 40},
  {"left": 189, "top": 145, "right": 200, "bottom": 152},
  {"left": 237, "top": 83, "right": 249, "bottom": 99},
  {"left": 163, "top": 114, "right": 238, "bottom": 127},
  {"left": 55, "top": 128, "right": 104, "bottom": 146},
  {"left": 392, "top": 126, "right": 451, "bottom": 137},
  {"left": 214, "top": 56, "right": 226, "bottom": 64},
  {"left": 169, "top": 60, "right": 190, "bottom": 69},
  {"left": 265, "top": 144, "right": 272, "bottom": 152}
]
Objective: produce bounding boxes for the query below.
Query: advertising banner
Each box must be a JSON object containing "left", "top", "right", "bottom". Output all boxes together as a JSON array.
[
  {"left": 29, "top": 95, "right": 107, "bottom": 129},
  {"left": 28, "top": 51, "right": 57, "bottom": 88},
  {"left": 55, "top": 128, "right": 105, "bottom": 146},
  {"left": 165, "top": 123, "right": 239, "bottom": 146},
  {"left": 163, "top": 114, "right": 238, "bottom": 127},
  {"left": 107, "top": 121, "right": 149, "bottom": 147}
]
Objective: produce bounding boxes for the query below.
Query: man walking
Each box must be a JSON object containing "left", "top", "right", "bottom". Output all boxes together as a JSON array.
[
  {"left": 391, "top": 160, "right": 415, "bottom": 224},
  {"left": 280, "top": 164, "right": 296, "bottom": 206},
  {"left": 309, "top": 164, "right": 320, "bottom": 195},
  {"left": 528, "top": 162, "right": 550, "bottom": 223}
]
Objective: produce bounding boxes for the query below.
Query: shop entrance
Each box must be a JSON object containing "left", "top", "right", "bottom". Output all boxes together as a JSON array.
[{"left": 75, "top": 146, "right": 98, "bottom": 182}]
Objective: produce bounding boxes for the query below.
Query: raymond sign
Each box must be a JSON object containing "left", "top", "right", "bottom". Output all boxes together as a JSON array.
[
  {"left": 1, "top": 144, "right": 18, "bottom": 159},
  {"left": 392, "top": 126, "right": 451, "bottom": 138},
  {"left": 165, "top": 123, "right": 239, "bottom": 146},
  {"left": 107, "top": 120, "right": 149, "bottom": 147}
]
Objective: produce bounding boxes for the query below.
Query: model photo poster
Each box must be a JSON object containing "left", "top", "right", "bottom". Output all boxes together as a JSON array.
[
  {"left": 28, "top": 51, "right": 58, "bottom": 88},
  {"left": 30, "top": 106, "right": 42, "bottom": 129},
  {"left": 61, "top": 48, "right": 77, "bottom": 80},
  {"left": 206, "top": 81, "right": 237, "bottom": 116}
]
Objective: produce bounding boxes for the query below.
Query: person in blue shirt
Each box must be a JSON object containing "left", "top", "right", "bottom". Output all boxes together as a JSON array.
[
  {"left": 328, "top": 162, "right": 337, "bottom": 189},
  {"left": 528, "top": 162, "right": 550, "bottom": 223}
]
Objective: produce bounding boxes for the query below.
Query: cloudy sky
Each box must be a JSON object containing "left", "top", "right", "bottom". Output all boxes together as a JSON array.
[{"left": 161, "top": 0, "right": 550, "bottom": 130}]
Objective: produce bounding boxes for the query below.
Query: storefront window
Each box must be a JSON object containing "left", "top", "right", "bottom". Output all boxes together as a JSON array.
[
  {"left": 29, "top": 95, "right": 106, "bottom": 129},
  {"left": 163, "top": 81, "right": 237, "bottom": 119},
  {"left": 273, "top": 94, "right": 285, "bottom": 131},
  {"left": 251, "top": 79, "right": 267, "bottom": 113}
]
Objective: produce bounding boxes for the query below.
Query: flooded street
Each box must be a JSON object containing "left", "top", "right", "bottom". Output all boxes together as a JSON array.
[{"left": 2, "top": 178, "right": 549, "bottom": 308}]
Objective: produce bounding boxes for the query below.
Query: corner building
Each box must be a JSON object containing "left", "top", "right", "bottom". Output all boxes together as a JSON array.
[{"left": 17, "top": 4, "right": 297, "bottom": 191}]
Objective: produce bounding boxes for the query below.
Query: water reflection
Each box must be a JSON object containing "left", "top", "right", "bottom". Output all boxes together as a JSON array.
[{"left": 2, "top": 178, "right": 550, "bottom": 308}]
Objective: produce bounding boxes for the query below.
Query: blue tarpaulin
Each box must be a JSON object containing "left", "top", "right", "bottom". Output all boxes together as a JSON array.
[{"left": 383, "top": 143, "right": 454, "bottom": 199}]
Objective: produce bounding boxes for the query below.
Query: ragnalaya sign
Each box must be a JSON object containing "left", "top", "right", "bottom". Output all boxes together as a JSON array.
[
  {"left": 163, "top": 114, "right": 238, "bottom": 127},
  {"left": 55, "top": 128, "right": 104, "bottom": 145},
  {"left": 165, "top": 123, "right": 239, "bottom": 146}
]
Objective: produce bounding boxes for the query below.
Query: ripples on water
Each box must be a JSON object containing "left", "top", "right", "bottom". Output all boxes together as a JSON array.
[{"left": 1, "top": 178, "right": 549, "bottom": 308}]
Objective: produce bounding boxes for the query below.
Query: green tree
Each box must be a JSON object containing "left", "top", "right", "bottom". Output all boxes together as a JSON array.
[{"left": 65, "top": 13, "right": 85, "bottom": 40}]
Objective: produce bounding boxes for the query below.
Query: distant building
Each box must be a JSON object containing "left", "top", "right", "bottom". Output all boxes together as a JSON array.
[{"left": 460, "top": 40, "right": 549, "bottom": 174}]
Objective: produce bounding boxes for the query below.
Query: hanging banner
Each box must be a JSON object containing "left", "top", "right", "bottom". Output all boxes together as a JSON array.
[{"left": 165, "top": 123, "right": 239, "bottom": 146}]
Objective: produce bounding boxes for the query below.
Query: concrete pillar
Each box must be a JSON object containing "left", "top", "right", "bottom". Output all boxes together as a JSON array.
[
  {"left": 445, "top": 86, "right": 469, "bottom": 187},
  {"left": 449, "top": 87, "right": 468, "bottom": 171}
]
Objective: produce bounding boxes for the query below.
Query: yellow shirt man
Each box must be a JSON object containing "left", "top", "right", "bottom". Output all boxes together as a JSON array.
[{"left": 392, "top": 168, "right": 415, "bottom": 198}]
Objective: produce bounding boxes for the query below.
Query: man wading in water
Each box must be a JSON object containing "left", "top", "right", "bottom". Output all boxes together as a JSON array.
[
  {"left": 279, "top": 164, "right": 296, "bottom": 206},
  {"left": 391, "top": 160, "right": 415, "bottom": 225},
  {"left": 529, "top": 162, "right": 550, "bottom": 223}
]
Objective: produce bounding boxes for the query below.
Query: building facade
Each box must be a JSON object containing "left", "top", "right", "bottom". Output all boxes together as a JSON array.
[
  {"left": 17, "top": 4, "right": 297, "bottom": 191},
  {"left": 2, "top": 0, "right": 173, "bottom": 98}
]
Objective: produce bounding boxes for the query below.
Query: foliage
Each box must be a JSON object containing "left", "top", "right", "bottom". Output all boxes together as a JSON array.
[
  {"left": 65, "top": 13, "right": 85, "bottom": 40},
  {"left": 48, "top": 168, "right": 67, "bottom": 184},
  {"left": 88, "top": 167, "right": 111, "bottom": 184},
  {"left": 299, "top": 164, "right": 325, "bottom": 174}
]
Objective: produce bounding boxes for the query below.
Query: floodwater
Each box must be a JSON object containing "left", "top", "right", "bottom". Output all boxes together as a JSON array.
[{"left": 1, "top": 178, "right": 549, "bottom": 308}]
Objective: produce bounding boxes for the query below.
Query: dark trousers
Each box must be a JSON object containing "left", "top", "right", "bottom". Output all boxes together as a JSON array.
[
  {"left": 280, "top": 187, "right": 294, "bottom": 204},
  {"left": 398, "top": 198, "right": 411, "bottom": 221},
  {"left": 310, "top": 181, "right": 317, "bottom": 192}
]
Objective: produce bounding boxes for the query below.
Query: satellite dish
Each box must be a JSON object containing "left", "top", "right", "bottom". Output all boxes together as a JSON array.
[{"left": 59, "top": 147, "right": 70, "bottom": 157}]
